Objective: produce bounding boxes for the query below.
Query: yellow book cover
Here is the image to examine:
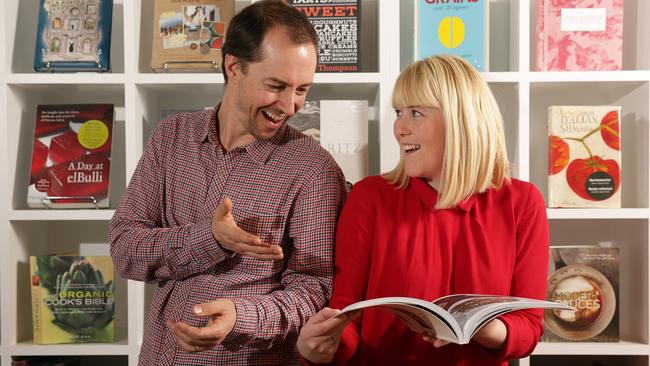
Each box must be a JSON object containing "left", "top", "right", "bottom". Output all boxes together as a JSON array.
[{"left": 30, "top": 255, "right": 114, "bottom": 344}]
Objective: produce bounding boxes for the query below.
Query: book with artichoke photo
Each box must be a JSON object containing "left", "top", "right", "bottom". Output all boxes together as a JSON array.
[{"left": 30, "top": 255, "right": 114, "bottom": 344}]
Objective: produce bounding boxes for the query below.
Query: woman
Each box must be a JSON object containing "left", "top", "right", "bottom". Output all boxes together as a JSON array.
[{"left": 297, "top": 55, "right": 549, "bottom": 365}]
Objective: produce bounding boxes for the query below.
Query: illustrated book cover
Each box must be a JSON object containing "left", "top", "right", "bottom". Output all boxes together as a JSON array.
[
  {"left": 151, "top": 0, "right": 235, "bottom": 72},
  {"left": 28, "top": 104, "right": 114, "bottom": 209},
  {"left": 34, "top": 0, "right": 114, "bottom": 72},
  {"left": 287, "top": 0, "right": 361, "bottom": 72},
  {"left": 414, "top": 0, "right": 489, "bottom": 71},
  {"left": 30, "top": 255, "right": 114, "bottom": 344},
  {"left": 536, "top": 0, "right": 624, "bottom": 71},
  {"left": 543, "top": 245, "right": 619, "bottom": 342},
  {"left": 337, "top": 294, "right": 572, "bottom": 345},
  {"left": 548, "top": 105, "right": 621, "bottom": 208}
]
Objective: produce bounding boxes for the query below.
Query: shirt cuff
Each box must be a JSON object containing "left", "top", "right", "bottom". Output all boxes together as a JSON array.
[
  {"left": 221, "top": 298, "right": 258, "bottom": 351},
  {"left": 188, "top": 218, "right": 232, "bottom": 268}
]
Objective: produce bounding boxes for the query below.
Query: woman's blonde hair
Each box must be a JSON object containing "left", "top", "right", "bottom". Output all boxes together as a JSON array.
[{"left": 384, "top": 55, "right": 510, "bottom": 209}]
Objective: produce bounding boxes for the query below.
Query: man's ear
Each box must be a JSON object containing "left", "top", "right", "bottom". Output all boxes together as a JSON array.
[{"left": 224, "top": 54, "right": 242, "bottom": 82}]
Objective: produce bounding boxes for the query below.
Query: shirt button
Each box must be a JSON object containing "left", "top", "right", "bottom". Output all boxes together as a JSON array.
[{"left": 166, "top": 348, "right": 174, "bottom": 356}]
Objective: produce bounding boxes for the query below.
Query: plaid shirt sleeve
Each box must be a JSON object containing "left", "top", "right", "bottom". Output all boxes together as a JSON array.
[
  {"left": 109, "top": 120, "right": 230, "bottom": 283},
  {"left": 222, "top": 165, "right": 347, "bottom": 351}
]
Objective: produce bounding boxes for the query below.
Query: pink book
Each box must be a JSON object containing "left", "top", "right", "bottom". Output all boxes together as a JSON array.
[{"left": 537, "top": 0, "right": 623, "bottom": 71}]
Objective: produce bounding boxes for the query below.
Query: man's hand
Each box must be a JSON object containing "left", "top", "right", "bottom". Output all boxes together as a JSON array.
[
  {"left": 297, "top": 308, "right": 359, "bottom": 364},
  {"left": 167, "top": 299, "right": 237, "bottom": 353},
  {"left": 211, "top": 196, "right": 283, "bottom": 260}
]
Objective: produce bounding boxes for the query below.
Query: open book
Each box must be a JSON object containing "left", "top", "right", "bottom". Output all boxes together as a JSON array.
[{"left": 337, "top": 294, "right": 573, "bottom": 345}]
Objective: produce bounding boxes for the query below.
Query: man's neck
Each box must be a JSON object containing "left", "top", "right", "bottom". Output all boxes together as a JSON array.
[{"left": 217, "top": 99, "right": 256, "bottom": 152}]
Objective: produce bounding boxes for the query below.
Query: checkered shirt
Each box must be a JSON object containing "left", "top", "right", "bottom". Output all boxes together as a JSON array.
[{"left": 109, "top": 107, "right": 346, "bottom": 365}]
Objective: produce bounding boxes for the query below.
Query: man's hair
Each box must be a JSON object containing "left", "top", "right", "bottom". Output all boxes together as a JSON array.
[
  {"left": 221, "top": 0, "right": 318, "bottom": 83},
  {"left": 384, "top": 55, "right": 511, "bottom": 209}
]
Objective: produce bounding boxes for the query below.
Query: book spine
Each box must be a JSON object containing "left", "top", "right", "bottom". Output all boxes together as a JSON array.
[{"left": 30, "top": 257, "right": 42, "bottom": 344}]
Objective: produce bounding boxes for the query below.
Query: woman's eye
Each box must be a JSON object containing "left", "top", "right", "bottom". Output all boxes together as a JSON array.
[{"left": 394, "top": 109, "right": 402, "bottom": 117}]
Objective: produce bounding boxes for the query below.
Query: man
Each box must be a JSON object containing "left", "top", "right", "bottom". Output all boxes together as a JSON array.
[{"left": 109, "top": 1, "right": 346, "bottom": 364}]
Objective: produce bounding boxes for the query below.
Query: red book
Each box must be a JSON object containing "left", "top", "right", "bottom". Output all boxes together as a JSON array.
[
  {"left": 27, "top": 104, "right": 114, "bottom": 208},
  {"left": 30, "top": 138, "right": 48, "bottom": 184},
  {"left": 48, "top": 130, "right": 87, "bottom": 165},
  {"left": 45, "top": 152, "right": 110, "bottom": 200}
]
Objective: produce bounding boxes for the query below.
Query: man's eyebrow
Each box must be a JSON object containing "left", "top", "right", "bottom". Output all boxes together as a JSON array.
[{"left": 265, "top": 77, "right": 313, "bottom": 88}]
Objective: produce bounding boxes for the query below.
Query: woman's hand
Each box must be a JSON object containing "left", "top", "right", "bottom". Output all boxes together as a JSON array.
[
  {"left": 297, "top": 307, "right": 359, "bottom": 364},
  {"left": 471, "top": 318, "right": 507, "bottom": 350},
  {"left": 420, "top": 318, "right": 507, "bottom": 350}
]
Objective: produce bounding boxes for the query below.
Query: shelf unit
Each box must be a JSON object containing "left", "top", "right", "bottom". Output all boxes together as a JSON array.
[{"left": 1, "top": 0, "right": 649, "bottom": 365}]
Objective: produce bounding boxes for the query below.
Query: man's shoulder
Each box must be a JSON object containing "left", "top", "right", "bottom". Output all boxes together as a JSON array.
[
  {"left": 155, "top": 109, "right": 212, "bottom": 141},
  {"left": 275, "top": 126, "right": 339, "bottom": 169}
]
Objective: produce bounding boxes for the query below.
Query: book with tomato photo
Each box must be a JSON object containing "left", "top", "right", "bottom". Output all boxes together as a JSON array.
[{"left": 548, "top": 106, "right": 621, "bottom": 208}]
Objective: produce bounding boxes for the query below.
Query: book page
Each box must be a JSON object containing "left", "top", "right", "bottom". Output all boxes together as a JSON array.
[
  {"left": 338, "top": 297, "right": 462, "bottom": 343},
  {"left": 434, "top": 294, "right": 573, "bottom": 339}
]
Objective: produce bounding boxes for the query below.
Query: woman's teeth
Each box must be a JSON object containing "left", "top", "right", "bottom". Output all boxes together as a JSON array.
[{"left": 404, "top": 144, "right": 421, "bottom": 153}]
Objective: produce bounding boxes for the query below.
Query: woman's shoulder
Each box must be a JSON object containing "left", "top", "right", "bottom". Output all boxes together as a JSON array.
[
  {"left": 350, "top": 175, "right": 394, "bottom": 193},
  {"left": 495, "top": 178, "right": 545, "bottom": 209}
]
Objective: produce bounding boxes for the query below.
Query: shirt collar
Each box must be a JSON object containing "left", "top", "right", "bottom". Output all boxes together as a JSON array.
[
  {"left": 410, "top": 177, "right": 477, "bottom": 212},
  {"left": 196, "top": 102, "right": 288, "bottom": 165}
]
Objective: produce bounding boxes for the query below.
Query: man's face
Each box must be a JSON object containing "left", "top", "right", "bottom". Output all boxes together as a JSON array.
[{"left": 230, "top": 27, "right": 317, "bottom": 140}]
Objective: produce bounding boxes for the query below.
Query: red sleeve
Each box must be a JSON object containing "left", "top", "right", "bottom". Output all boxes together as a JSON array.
[
  {"left": 328, "top": 179, "right": 377, "bottom": 364},
  {"left": 495, "top": 183, "right": 549, "bottom": 360}
]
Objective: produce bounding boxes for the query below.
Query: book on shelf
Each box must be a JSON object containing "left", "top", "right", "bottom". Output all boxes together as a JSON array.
[
  {"left": 536, "top": 0, "right": 624, "bottom": 71},
  {"left": 321, "top": 100, "right": 368, "bottom": 185},
  {"left": 286, "top": 100, "right": 321, "bottom": 142},
  {"left": 336, "top": 294, "right": 572, "bottom": 345},
  {"left": 547, "top": 105, "right": 621, "bottom": 208},
  {"left": 28, "top": 104, "right": 115, "bottom": 209},
  {"left": 544, "top": 245, "right": 619, "bottom": 342},
  {"left": 287, "top": 0, "right": 361, "bottom": 72},
  {"left": 30, "top": 255, "right": 115, "bottom": 344},
  {"left": 414, "top": 0, "right": 489, "bottom": 71},
  {"left": 151, "top": 0, "right": 235, "bottom": 72},
  {"left": 12, "top": 356, "right": 81, "bottom": 366},
  {"left": 34, "top": 0, "right": 113, "bottom": 72},
  {"left": 288, "top": 100, "right": 368, "bottom": 188}
]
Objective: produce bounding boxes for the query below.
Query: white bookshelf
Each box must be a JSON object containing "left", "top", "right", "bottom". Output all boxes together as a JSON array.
[{"left": 1, "top": 0, "right": 649, "bottom": 365}]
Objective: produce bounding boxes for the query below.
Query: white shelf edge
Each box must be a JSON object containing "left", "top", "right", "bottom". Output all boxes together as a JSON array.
[
  {"left": 481, "top": 72, "right": 522, "bottom": 83},
  {"left": 313, "top": 72, "right": 381, "bottom": 84},
  {"left": 135, "top": 73, "right": 225, "bottom": 85},
  {"left": 6, "top": 74, "right": 126, "bottom": 85},
  {"left": 546, "top": 208, "right": 650, "bottom": 219},
  {"left": 7, "top": 342, "right": 130, "bottom": 356},
  {"left": 529, "top": 70, "right": 650, "bottom": 83},
  {"left": 133, "top": 72, "right": 382, "bottom": 85},
  {"left": 9, "top": 209, "right": 115, "bottom": 221},
  {"left": 533, "top": 341, "right": 650, "bottom": 355}
]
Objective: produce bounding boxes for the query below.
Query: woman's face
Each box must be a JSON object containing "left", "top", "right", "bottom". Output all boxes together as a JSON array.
[{"left": 393, "top": 106, "right": 445, "bottom": 185}]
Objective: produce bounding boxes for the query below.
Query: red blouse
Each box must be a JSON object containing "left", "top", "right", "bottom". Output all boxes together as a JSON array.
[{"left": 330, "top": 176, "right": 549, "bottom": 365}]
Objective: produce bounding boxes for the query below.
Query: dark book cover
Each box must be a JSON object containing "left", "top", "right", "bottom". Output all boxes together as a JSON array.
[{"left": 287, "top": 0, "right": 361, "bottom": 72}]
